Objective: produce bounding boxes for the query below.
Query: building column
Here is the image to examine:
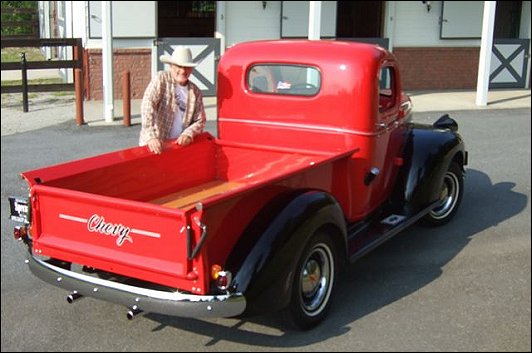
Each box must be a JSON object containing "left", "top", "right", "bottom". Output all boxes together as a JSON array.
[
  {"left": 476, "top": 1, "right": 496, "bottom": 106},
  {"left": 308, "top": 1, "right": 321, "bottom": 40},
  {"left": 216, "top": 1, "right": 226, "bottom": 54},
  {"left": 102, "top": 1, "right": 114, "bottom": 122}
]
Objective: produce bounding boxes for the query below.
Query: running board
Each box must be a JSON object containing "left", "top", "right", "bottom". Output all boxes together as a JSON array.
[{"left": 347, "top": 204, "right": 436, "bottom": 263}]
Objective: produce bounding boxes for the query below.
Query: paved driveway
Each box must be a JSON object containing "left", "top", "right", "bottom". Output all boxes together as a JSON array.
[{"left": 1, "top": 104, "right": 530, "bottom": 351}]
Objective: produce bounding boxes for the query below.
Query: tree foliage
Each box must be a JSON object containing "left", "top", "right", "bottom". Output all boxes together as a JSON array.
[
  {"left": 2, "top": 1, "right": 36, "bottom": 9},
  {"left": 1, "top": 1, "right": 38, "bottom": 37}
]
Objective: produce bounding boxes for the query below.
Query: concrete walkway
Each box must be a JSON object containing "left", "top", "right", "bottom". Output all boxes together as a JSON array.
[
  {"left": 82, "top": 97, "right": 217, "bottom": 126},
  {"left": 1, "top": 88, "right": 530, "bottom": 136},
  {"left": 2, "top": 65, "right": 529, "bottom": 128},
  {"left": 407, "top": 89, "right": 531, "bottom": 113},
  {"left": 78, "top": 89, "right": 532, "bottom": 127}
]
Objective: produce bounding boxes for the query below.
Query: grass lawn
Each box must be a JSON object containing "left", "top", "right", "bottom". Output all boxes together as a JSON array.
[
  {"left": 1, "top": 47, "right": 63, "bottom": 86},
  {"left": 1, "top": 47, "right": 46, "bottom": 62},
  {"left": 1, "top": 77, "right": 64, "bottom": 85}
]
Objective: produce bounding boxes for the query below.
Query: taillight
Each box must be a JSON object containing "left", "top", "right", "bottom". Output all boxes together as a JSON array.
[
  {"left": 211, "top": 264, "right": 233, "bottom": 291},
  {"left": 13, "top": 226, "right": 27, "bottom": 240},
  {"left": 215, "top": 271, "right": 232, "bottom": 291}
]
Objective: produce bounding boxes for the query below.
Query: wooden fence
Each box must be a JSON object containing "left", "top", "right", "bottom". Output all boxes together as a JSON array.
[
  {"left": 1, "top": 38, "right": 83, "bottom": 94},
  {"left": 1, "top": 38, "right": 84, "bottom": 119}
]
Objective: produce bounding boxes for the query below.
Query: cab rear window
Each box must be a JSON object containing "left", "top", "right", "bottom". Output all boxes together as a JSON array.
[{"left": 248, "top": 64, "right": 320, "bottom": 96}]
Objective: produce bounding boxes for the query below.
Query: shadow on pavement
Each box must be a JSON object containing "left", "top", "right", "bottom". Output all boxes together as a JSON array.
[{"left": 143, "top": 168, "right": 528, "bottom": 348}]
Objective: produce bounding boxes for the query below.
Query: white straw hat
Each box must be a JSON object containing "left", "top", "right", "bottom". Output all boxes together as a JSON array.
[{"left": 160, "top": 46, "right": 198, "bottom": 67}]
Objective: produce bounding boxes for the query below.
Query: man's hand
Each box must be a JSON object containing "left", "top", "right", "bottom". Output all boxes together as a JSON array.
[
  {"left": 147, "top": 138, "right": 163, "bottom": 154},
  {"left": 176, "top": 134, "right": 192, "bottom": 146}
]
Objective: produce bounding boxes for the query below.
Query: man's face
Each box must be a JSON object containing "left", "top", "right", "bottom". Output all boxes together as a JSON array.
[{"left": 170, "top": 64, "right": 194, "bottom": 85}]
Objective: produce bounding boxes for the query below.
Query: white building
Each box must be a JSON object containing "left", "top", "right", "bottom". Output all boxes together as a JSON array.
[{"left": 39, "top": 1, "right": 531, "bottom": 99}]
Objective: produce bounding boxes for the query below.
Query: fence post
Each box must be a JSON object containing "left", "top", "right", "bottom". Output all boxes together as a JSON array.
[
  {"left": 21, "top": 52, "right": 29, "bottom": 113},
  {"left": 75, "top": 69, "right": 84, "bottom": 125},
  {"left": 123, "top": 71, "right": 131, "bottom": 127}
]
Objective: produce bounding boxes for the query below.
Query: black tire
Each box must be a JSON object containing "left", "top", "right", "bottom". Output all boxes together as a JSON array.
[
  {"left": 422, "top": 161, "right": 464, "bottom": 226},
  {"left": 287, "top": 231, "right": 338, "bottom": 330}
]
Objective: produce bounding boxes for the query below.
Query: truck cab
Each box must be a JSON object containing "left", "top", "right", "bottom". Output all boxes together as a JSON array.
[{"left": 218, "top": 40, "right": 412, "bottom": 221}]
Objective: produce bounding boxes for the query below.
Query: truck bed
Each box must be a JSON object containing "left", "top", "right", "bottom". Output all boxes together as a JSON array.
[
  {"left": 23, "top": 133, "right": 347, "bottom": 208},
  {"left": 21, "top": 133, "right": 356, "bottom": 293}
]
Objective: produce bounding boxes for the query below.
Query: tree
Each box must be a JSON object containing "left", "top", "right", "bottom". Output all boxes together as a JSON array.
[{"left": 1, "top": 1, "right": 38, "bottom": 37}]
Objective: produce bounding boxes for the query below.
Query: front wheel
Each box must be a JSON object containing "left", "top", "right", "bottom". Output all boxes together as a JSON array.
[
  {"left": 287, "top": 231, "right": 338, "bottom": 330},
  {"left": 422, "top": 161, "right": 464, "bottom": 226}
]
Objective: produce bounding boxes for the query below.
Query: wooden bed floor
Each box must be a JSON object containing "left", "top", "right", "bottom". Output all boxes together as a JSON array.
[{"left": 150, "top": 180, "right": 243, "bottom": 209}]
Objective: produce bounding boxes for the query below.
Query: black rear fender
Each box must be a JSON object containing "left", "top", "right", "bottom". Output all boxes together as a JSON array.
[{"left": 227, "top": 190, "right": 347, "bottom": 316}]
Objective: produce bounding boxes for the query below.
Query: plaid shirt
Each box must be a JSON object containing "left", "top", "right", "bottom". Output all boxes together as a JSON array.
[{"left": 139, "top": 71, "right": 206, "bottom": 146}]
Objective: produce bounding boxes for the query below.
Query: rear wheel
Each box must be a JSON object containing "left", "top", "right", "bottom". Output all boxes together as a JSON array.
[
  {"left": 288, "top": 231, "right": 338, "bottom": 330},
  {"left": 422, "top": 161, "right": 464, "bottom": 226}
]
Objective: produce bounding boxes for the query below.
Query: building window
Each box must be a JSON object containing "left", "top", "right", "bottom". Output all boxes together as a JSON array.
[{"left": 158, "top": 1, "right": 215, "bottom": 37}]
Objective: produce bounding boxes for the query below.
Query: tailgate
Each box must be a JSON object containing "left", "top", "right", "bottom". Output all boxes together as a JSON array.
[{"left": 29, "top": 184, "right": 196, "bottom": 290}]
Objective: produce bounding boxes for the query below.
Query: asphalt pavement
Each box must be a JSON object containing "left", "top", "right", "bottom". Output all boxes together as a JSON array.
[{"left": 1, "top": 89, "right": 530, "bottom": 351}]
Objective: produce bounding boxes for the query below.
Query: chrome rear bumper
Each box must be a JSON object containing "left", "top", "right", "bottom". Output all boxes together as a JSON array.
[{"left": 27, "top": 255, "right": 246, "bottom": 318}]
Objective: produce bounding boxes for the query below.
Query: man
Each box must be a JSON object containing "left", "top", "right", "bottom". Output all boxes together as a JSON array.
[{"left": 139, "top": 46, "right": 206, "bottom": 154}]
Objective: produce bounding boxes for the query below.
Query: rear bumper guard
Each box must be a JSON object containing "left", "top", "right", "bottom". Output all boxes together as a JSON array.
[{"left": 27, "top": 255, "right": 246, "bottom": 318}]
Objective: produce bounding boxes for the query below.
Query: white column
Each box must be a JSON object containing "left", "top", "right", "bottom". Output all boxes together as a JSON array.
[
  {"left": 215, "top": 1, "right": 226, "bottom": 55},
  {"left": 64, "top": 1, "right": 74, "bottom": 83},
  {"left": 151, "top": 40, "right": 158, "bottom": 79},
  {"left": 102, "top": 1, "right": 114, "bottom": 122},
  {"left": 42, "top": 1, "right": 52, "bottom": 58},
  {"left": 522, "top": 1, "right": 531, "bottom": 89},
  {"left": 384, "top": 1, "right": 397, "bottom": 52},
  {"left": 308, "top": 1, "right": 321, "bottom": 40},
  {"left": 476, "top": 1, "right": 497, "bottom": 107},
  {"left": 71, "top": 1, "right": 86, "bottom": 44}
]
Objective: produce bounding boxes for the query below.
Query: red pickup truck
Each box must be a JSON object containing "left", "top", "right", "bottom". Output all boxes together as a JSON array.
[{"left": 9, "top": 40, "right": 467, "bottom": 329}]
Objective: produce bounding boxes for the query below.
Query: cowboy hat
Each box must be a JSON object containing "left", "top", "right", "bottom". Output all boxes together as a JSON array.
[{"left": 160, "top": 46, "right": 198, "bottom": 67}]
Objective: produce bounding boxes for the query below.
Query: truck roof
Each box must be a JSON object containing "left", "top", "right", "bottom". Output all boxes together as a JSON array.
[
  {"left": 217, "top": 40, "right": 399, "bottom": 140},
  {"left": 221, "top": 39, "right": 390, "bottom": 68}
]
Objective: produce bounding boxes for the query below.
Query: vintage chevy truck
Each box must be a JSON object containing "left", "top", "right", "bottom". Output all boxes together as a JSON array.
[{"left": 9, "top": 40, "right": 467, "bottom": 329}]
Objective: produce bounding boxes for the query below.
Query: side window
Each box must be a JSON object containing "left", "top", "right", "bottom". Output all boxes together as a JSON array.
[
  {"left": 249, "top": 66, "right": 275, "bottom": 93},
  {"left": 379, "top": 66, "right": 396, "bottom": 112},
  {"left": 247, "top": 64, "right": 320, "bottom": 96}
]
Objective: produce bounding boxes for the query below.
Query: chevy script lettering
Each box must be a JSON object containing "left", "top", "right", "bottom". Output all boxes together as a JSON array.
[{"left": 87, "top": 214, "right": 132, "bottom": 246}]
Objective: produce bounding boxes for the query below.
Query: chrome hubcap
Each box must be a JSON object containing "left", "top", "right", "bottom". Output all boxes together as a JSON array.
[
  {"left": 299, "top": 244, "right": 334, "bottom": 316},
  {"left": 431, "top": 171, "right": 459, "bottom": 220}
]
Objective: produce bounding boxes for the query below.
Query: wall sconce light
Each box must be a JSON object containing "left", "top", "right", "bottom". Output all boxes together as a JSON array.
[
  {"left": 422, "top": 1, "right": 431, "bottom": 13},
  {"left": 262, "top": 1, "right": 267, "bottom": 10}
]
